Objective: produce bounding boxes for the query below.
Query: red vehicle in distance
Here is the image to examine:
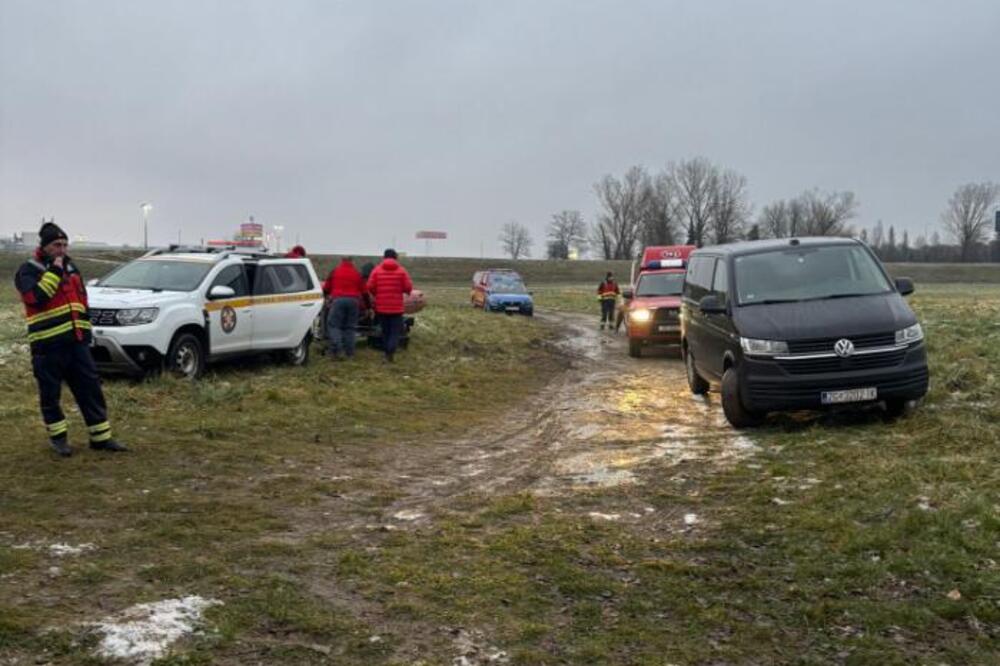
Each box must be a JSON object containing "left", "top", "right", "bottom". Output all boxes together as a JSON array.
[{"left": 624, "top": 245, "right": 696, "bottom": 357}]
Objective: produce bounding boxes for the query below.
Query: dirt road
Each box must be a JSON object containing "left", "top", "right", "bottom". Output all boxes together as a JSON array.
[{"left": 307, "top": 310, "right": 757, "bottom": 534}]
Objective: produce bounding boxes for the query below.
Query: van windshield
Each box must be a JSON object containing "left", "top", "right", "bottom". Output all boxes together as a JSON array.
[
  {"left": 489, "top": 274, "right": 527, "bottom": 294},
  {"left": 98, "top": 260, "right": 212, "bottom": 292},
  {"left": 734, "top": 245, "right": 893, "bottom": 306},
  {"left": 636, "top": 272, "right": 685, "bottom": 297}
]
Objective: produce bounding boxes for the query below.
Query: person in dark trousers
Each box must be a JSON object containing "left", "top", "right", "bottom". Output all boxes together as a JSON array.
[
  {"left": 322, "top": 256, "right": 367, "bottom": 360},
  {"left": 367, "top": 249, "right": 413, "bottom": 363},
  {"left": 597, "top": 271, "right": 620, "bottom": 330},
  {"left": 14, "top": 222, "right": 129, "bottom": 457}
]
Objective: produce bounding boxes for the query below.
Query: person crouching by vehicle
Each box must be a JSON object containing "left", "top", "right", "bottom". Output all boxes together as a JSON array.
[
  {"left": 367, "top": 248, "right": 413, "bottom": 363},
  {"left": 13, "top": 221, "right": 128, "bottom": 458},
  {"left": 322, "top": 256, "right": 367, "bottom": 360},
  {"left": 597, "top": 271, "right": 620, "bottom": 330}
]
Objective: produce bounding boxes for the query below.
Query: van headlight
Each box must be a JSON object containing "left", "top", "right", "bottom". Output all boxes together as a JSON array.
[
  {"left": 740, "top": 337, "right": 789, "bottom": 355},
  {"left": 895, "top": 323, "right": 923, "bottom": 345},
  {"left": 115, "top": 308, "right": 159, "bottom": 326},
  {"left": 630, "top": 308, "right": 652, "bottom": 323}
]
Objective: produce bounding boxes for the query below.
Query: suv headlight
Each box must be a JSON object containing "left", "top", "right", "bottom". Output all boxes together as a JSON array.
[
  {"left": 895, "top": 323, "right": 923, "bottom": 345},
  {"left": 630, "top": 308, "right": 652, "bottom": 323},
  {"left": 740, "top": 337, "right": 789, "bottom": 355},
  {"left": 115, "top": 308, "right": 159, "bottom": 326}
]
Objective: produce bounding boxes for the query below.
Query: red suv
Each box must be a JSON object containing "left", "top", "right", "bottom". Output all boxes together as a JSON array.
[{"left": 625, "top": 245, "right": 695, "bottom": 357}]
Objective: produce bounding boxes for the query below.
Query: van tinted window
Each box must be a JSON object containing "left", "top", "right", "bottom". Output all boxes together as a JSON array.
[
  {"left": 711, "top": 259, "right": 729, "bottom": 305},
  {"left": 685, "top": 256, "right": 714, "bottom": 301}
]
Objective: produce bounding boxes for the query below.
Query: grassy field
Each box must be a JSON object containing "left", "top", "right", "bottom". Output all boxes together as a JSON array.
[{"left": 1, "top": 252, "right": 998, "bottom": 664}]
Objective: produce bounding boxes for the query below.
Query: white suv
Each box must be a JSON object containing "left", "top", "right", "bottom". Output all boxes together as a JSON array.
[{"left": 87, "top": 248, "right": 323, "bottom": 379}]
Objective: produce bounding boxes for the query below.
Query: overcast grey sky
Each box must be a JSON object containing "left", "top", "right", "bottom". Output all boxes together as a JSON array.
[{"left": 2, "top": 0, "right": 998, "bottom": 256}]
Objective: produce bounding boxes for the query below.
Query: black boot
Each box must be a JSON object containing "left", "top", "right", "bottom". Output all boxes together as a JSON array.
[
  {"left": 90, "top": 439, "right": 129, "bottom": 452},
  {"left": 50, "top": 437, "right": 73, "bottom": 458}
]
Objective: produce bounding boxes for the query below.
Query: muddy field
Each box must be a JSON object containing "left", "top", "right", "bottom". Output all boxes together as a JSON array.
[{"left": 1, "top": 264, "right": 999, "bottom": 664}]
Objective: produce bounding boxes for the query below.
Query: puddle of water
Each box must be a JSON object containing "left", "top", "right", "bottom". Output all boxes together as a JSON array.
[{"left": 90, "top": 596, "right": 221, "bottom": 665}]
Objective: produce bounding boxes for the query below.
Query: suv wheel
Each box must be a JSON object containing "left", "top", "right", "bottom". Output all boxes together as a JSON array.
[
  {"left": 285, "top": 333, "right": 311, "bottom": 366},
  {"left": 684, "top": 347, "right": 709, "bottom": 395},
  {"left": 167, "top": 332, "right": 205, "bottom": 380},
  {"left": 721, "top": 367, "right": 764, "bottom": 428},
  {"left": 628, "top": 339, "right": 642, "bottom": 358}
]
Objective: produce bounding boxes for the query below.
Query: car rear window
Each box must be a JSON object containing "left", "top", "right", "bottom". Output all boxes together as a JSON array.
[{"left": 256, "top": 264, "right": 313, "bottom": 295}]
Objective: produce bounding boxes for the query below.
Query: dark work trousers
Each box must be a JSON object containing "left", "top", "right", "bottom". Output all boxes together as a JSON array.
[
  {"left": 600, "top": 298, "right": 616, "bottom": 325},
  {"left": 379, "top": 313, "right": 405, "bottom": 358},
  {"left": 31, "top": 342, "right": 112, "bottom": 444},
  {"left": 327, "top": 297, "right": 360, "bottom": 357}
]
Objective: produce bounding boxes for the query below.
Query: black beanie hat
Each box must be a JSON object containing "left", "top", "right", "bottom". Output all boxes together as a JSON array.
[
  {"left": 383, "top": 248, "right": 398, "bottom": 259},
  {"left": 39, "top": 222, "right": 68, "bottom": 247}
]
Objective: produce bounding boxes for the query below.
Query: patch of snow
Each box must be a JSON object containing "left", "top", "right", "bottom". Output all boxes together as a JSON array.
[
  {"left": 772, "top": 498, "right": 791, "bottom": 506},
  {"left": 49, "top": 542, "right": 96, "bottom": 557},
  {"left": 91, "top": 596, "right": 222, "bottom": 665},
  {"left": 393, "top": 510, "right": 425, "bottom": 522},
  {"left": 683, "top": 513, "right": 699, "bottom": 526},
  {"left": 588, "top": 512, "right": 621, "bottom": 521}
]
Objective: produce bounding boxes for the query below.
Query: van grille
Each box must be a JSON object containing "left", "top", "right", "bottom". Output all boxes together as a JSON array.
[
  {"left": 787, "top": 332, "right": 896, "bottom": 354},
  {"left": 777, "top": 348, "right": 907, "bottom": 375}
]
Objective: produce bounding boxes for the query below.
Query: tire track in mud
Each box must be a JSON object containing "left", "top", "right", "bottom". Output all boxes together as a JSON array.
[{"left": 368, "top": 310, "right": 758, "bottom": 527}]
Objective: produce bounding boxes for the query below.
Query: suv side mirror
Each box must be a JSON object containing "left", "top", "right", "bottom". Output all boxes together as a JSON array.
[
  {"left": 622, "top": 287, "right": 634, "bottom": 300},
  {"left": 699, "top": 294, "right": 726, "bottom": 315},
  {"left": 87, "top": 278, "right": 99, "bottom": 286},
  {"left": 208, "top": 285, "right": 236, "bottom": 300},
  {"left": 895, "top": 277, "right": 914, "bottom": 296}
]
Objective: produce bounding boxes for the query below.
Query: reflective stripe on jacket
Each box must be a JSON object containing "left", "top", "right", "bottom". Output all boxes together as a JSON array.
[
  {"left": 597, "top": 279, "right": 620, "bottom": 299},
  {"left": 15, "top": 251, "right": 92, "bottom": 351}
]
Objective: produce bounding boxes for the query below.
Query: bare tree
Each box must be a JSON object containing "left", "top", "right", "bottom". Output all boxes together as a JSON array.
[
  {"left": 800, "top": 189, "right": 857, "bottom": 236},
  {"left": 591, "top": 166, "right": 650, "bottom": 259},
  {"left": 870, "top": 220, "right": 884, "bottom": 249},
  {"left": 941, "top": 182, "right": 1000, "bottom": 262},
  {"left": 640, "top": 171, "right": 681, "bottom": 246},
  {"left": 671, "top": 157, "right": 717, "bottom": 246},
  {"left": 759, "top": 200, "right": 789, "bottom": 238},
  {"left": 499, "top": 221, "right": 533, "bottom": 260},
  {"left": 547, "top": 210, "right": 588, "bottom": 259},
  {"left": 787, "top": 196, "right": 809, "bottom": 237},
  {"left": 708, "top": 169, "right": 751, "bottom": 244}
]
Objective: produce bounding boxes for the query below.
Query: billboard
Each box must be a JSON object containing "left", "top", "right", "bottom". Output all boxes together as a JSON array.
[{"left": 415, "top": 231, "right": 447, "bottom": 240}]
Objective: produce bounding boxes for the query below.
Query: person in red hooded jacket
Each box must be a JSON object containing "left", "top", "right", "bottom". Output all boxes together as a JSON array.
[
  {"left": 322, "top": 256, "right": 367, "bottom": 360},
  {"left": 366, "top": 248, "right": 413, "bottom": 362},
  {"left": 284, "top": 245, "right": 306, "bottom": 258}
]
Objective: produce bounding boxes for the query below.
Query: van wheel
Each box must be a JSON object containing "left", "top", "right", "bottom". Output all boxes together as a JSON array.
[
  {"left": 628, "top": 339, "right": 642, "bottom": 358},
  {"left": 285, "top": 333, "right": 311, "bottom": 366},
  {"left": 167, "top": 332, "right": 205, "bottom": 380},
  {"left": 684, "top": 347, "right": 709, "bottom": 395},
  {"left": 721, "top": 367, "right": 764, "bottom": 428},
  {"left": 883, "top": 398, "right": 914, "bottom": 419}
]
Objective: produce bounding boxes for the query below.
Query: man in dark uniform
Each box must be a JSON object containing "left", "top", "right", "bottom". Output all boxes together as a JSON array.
[{"left": 14, "top": 222, "right": 128, "bottom": 457}]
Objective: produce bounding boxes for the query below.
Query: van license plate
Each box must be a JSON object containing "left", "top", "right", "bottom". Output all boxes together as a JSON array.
[
  {"left": 821, "top": 388, "right": 877, "bottom": 404},
  {"left": 657, "top": 325, "right": 677, "bottom": 332}
]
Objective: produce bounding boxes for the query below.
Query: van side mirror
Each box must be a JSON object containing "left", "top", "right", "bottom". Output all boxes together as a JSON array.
[
  {"left": 895, "top": 277, "right": 914, "bottom": 296},
  {"left": 622, "top": 287, "right": 634, "bottom": 300},
  {"left": 208, "top": 285, "right": 236, "bottom": 300},
  {"left": 699, "top": 294, "right": 726, "bottom": 314}
]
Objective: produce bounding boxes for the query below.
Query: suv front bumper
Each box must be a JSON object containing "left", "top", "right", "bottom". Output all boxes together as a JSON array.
[{"left": 740, "top": 342, "right": 929, "bottom": 411}]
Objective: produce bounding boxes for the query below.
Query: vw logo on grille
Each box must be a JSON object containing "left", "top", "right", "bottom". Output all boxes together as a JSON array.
[{"left": 834, "top": 338, "right": 855, "bottom": 358}]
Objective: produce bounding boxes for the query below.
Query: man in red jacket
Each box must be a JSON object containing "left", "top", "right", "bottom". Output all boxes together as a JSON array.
[
  {"left": 322, "top": 256, "right": 367, "bottom": 360},
  {"left": 366, "top": 248, "right": 413, "bottom": 362}
]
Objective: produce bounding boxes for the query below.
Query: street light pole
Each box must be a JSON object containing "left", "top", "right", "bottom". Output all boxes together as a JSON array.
[
  {"left": 140, "top": 203, "right": 153, "bottom": 249},
  {"left": 273, "top": 225, "right": 284, "bottom": 253}
]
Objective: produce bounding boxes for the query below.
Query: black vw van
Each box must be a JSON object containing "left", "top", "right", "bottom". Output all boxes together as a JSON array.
[{"left": 680, "top": 238, "right": 929, "bottom": 427}]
